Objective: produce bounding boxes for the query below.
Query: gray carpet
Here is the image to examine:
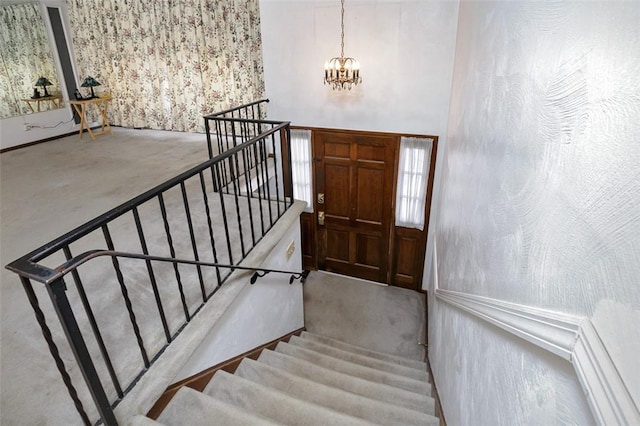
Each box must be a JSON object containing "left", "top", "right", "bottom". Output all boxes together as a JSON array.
[
  {"left": 143, "top": 331, "right": 438, "bottom": 426},
  {"left": 303, "top": 271, "right": 427, "bottom": 361},
  {"left": 128, "top": 272, "right": 434, "bottom": 426},
  {"left": 0, "top": 128, "right": 215, "bottom": 425}
]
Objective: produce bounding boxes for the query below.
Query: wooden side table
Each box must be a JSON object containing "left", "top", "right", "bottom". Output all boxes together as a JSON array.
[
  {"left": 22, "top": 95, "right": 63, "bottom": 113},
  {"left": 69, "top": 97, "right": 113, "bottom": 140}
]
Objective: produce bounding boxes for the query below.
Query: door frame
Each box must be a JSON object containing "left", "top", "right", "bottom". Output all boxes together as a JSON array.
[{"left": 290, "top": 126, "right": 438, "bottom": 291}]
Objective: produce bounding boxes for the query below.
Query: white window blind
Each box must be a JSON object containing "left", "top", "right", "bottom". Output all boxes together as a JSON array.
[
  {"left": 290, "top": 129, "right": 313, "bottom": 212},
  {"left": 395, "top": 136, "right": 434, "bottom": 230}
]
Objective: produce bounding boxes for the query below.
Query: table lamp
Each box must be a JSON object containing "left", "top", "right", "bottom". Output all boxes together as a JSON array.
[
  {"left": 35, "top": 77, "right": 52, "bottom": 97},
  {"left": 81, "top": 76, "right": 101, "bottom": 99}
]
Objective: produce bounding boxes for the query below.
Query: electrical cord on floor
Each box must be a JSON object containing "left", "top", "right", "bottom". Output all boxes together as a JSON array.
[{"left": 25, "top": 116, "right": 76, "bottom": 130}]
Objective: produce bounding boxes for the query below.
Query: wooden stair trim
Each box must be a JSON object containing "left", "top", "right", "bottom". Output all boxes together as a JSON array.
[{"left": 146, "top": 327, "right": 305, "bottom": 419}]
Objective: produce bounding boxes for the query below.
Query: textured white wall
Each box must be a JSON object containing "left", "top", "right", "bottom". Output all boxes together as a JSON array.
[
  {"left": 259, "top": 0, "right": 458, "bottom": 135},
  {"left": 432, "top": 301, "right": 594, "bottom": 425},
  {"left": 431, "top": 1, "right": 640, "bottom": 424},
  {"left": 175, "top": 221, "right": 304, "bottom": 381},
  {"left": 430, "top": 1, "right": 640, "bottom": 425}
]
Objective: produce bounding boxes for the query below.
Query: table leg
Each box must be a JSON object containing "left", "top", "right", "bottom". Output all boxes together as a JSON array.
[
  {"left": 71, "top": 103, "right": 93, "bottom": 140},
  {"left": 97, "top": 101, "right": 112, "bottom": 135}
]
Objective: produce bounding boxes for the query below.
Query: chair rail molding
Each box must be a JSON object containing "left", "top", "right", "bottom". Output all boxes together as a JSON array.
[
  {"left": 434, "top": 288, "right": 581, "bottom": 360},
  {"left": 432, "top": 248, "right": 640, "bottom": 425}
]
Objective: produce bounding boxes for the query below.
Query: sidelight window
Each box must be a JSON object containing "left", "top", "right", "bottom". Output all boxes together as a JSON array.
[
  {"left": 395, "top": 136, "right": 434, "bottom": 230},
  {"left": 290, "top": 129, "right": 314, "bottom": 212}
]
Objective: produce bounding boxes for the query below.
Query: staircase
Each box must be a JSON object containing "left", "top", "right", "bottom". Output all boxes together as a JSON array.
[{"left": 132, "top": 331, "right": 439, "bottom": 425}]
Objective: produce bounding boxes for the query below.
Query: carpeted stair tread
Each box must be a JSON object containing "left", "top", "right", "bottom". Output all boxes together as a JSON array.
[
  {"left": 257, "top": 349, "right": 435, "bottom": 415},
  {"left": 289, "top": 335, "right": 429, "bottom": 381},
  {"left": 300, "top": 331, "right": 427, "bottom": 370},
  {"left": 274, "top": 341, "right": 430, "bottom": 395},
  {"left": 234, "top": 358, "right": 438, "bottom": 425},
  {"left": 203, "top": 370, "right": 378, "bottom": 426},
  {"left": 157, "top": 387, "right": 280, "bottom": 426}
]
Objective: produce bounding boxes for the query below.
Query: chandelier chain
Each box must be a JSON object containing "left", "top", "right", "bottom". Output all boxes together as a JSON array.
[{"left": 340, "top": 0, "right": 345, "bottom": 58}]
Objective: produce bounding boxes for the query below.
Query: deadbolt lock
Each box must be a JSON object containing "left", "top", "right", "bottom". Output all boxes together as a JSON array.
[
  {"left": 318, "top": 211, "right": 325, "bottom": 226},
  {"left": 317, "top": 193, "right": 325, "bottom": 204}
]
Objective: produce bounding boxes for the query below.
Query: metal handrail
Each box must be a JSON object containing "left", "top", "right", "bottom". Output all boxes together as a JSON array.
[
  {"left": 203, "top": 98, "right": 269, "bottom": 119},
  {"left": 7, "top": 249, "right": 309, "bottom": 286}
]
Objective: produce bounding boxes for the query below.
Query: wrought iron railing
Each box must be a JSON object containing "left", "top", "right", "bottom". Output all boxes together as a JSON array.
[
  {"left": 5, "top": 102, "right": 303, "bottom": 425},
  {"left": 203, "top": 99, "right": 286, "bottom": 197},
  {"left": 204, "top": 98, "right": 269, "bottom": 159}
]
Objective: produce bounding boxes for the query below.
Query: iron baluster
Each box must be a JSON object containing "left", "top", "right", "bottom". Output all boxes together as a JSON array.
[
  {"left": 270, "top": 131, "right": 282, "bottom": 218},
  {"left": 198, "top": 171, "right": 222, "bottom": 291},
  {"left": 284, "top": 126, "right": 295, "bottom": 208},
  {"left": 261, "top": 139, "right": 274, "bottom": 226},
  {"left": 180, "top": 181, "right": 206, "bottom": 302},
  {"left": 213, "top": 161, "right": 234, "bottom": 268},
  {"left": 205, "top": 118, "right": 214, "bottom": 160},
  {"left": 157, "top": 193, "right": 190, "bottom": 323},
  {"left": 252, "top": 141, "right": 266, "bottom": 237},
  {"left": 241, "top": 144, "right": 257, "bottom": 246},
  {"left": 227, "top": 132, "right": 247, "bottom": 258},
  {"left": 102, "top": 224, "right": 150, "bottom": 368},
  {"left": 132, "top": 207, "right": 172, "bottom": 343},
  {"left": 63, "top": 245, "right": 123, "bottom": 398}
]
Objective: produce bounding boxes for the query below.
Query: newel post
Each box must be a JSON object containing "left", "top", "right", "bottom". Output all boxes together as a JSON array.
[{"left": 47, "top": 277, "right": 118, "bottom": 426}]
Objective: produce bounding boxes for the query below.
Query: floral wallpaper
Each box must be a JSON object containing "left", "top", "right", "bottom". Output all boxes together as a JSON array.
[
  {"left": 0, "top": 3, "right": 60, "bottom": 119},
  {"left": 66, "top": 0, "right": 265, "bottom": 133}
]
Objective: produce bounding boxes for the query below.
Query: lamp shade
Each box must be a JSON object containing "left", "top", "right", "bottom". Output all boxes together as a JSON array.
[
  {"left": 81, "top": 76, "right": 101, "bottom": 98},
  {"left": 81, "top": 76, "right": 101, "bottom": 87},
  {"left": 35, "top": 77, "right": 52, "bottom": 87}
]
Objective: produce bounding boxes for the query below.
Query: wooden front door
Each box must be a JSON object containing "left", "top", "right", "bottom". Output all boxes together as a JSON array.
[{"left": 314, "top": 129, "right": 397, "bottom": 283}]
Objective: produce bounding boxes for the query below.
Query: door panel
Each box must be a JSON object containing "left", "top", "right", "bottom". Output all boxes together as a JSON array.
[
  {"left": 300, "top": 213, "right": 316, "bottom": 270},
  {"left": 356, "top": 144, "right": 387, "bottom": 161},
  {"left": 356, "top": 167, "right": 384, "bottom": 224},
  {"left": 355, "top": 233, "right": 382, "bottom": 265},
  {"left": 325, "top": 163, "right": 351, "bottom": 218},
  {"left": 326, "top": 228, "right": 350, "bottom": 263},
  {"left": 325, "top": 141, "right": 351, "bottom": 157},
  {"left": 391, "top": 227, "right": 426, "bottom": 289},
  {"left": 315, "top": 130, "right": 396, "bottom": 283}
]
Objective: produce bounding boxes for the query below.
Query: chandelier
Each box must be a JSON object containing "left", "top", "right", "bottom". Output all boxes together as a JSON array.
[{"left": 324, "top": 0, "right": 361, "bottom": 90}]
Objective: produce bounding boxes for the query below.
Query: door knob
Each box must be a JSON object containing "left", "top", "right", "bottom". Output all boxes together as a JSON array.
[
  {"left": 318, "top": 211, "right": 325, "bottom": 226},
  {"left": 317, "top": 193, "right": 325, "bottom": 204}
]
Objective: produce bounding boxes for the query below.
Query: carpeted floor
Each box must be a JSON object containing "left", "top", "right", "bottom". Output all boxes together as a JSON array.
[
  {"left": 303, "top": 271, "right": 427, "bottom": 362},
  {"left": 0, "top": 128, "right": 212, "bottom": 425}
]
